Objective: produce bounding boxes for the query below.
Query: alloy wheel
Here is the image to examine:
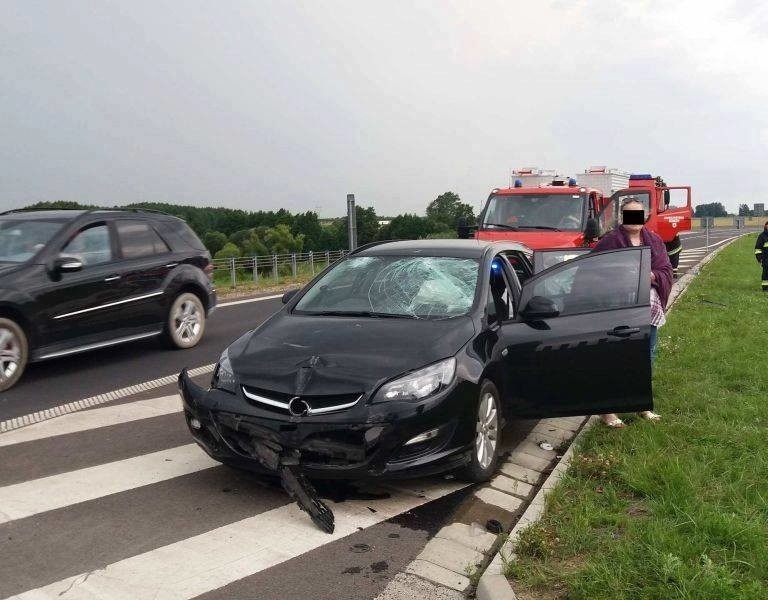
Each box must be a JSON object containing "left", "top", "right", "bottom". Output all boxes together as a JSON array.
[
  {"left": 0, "top": 327, "right": 22, "bottom": 384},
  {"left": 173, "top": 299, "right": 202, "bottom": 344},
  {"left": 475, "top": 391, "right": 499, "bottom": 469}
]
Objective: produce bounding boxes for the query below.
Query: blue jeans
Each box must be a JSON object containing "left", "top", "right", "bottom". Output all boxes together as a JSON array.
[{"left": 650, "top": 325, "right": 658, "bottom": 369}]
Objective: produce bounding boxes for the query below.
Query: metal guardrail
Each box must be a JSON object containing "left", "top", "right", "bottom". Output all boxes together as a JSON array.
[{"left": 210, "top": 250, "right": 348, "bottom": 288}]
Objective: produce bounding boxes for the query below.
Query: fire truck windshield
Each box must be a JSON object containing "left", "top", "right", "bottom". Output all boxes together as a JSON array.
[{"left": 481, "top": 194, "right": 585, "bottom": 231}]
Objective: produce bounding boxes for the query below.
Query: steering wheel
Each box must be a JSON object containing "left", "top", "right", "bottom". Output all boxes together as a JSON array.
[{"left": 558, "top": 216, "right": 581, "bottom": 229}]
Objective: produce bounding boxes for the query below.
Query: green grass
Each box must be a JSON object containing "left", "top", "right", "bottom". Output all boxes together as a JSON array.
[{"left": 504, "top": 235, "right": 768, "bottom": 599}]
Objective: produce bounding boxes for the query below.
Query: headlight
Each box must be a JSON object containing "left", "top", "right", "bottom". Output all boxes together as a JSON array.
[
  {"left": 211, "top": 350, "right": 237, "bottom": 394},
  {"left": 375, "top": 358, "right": 456, "bottom": 402}
]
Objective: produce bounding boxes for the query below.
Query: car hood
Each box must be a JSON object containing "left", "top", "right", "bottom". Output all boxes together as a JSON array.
[{"left": 228, "top": 313, "right": 476, "bottom": 397}]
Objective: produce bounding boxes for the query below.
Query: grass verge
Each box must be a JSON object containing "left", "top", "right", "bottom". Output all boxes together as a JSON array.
[{"left": 504, "top": 235, "right": 767, "bottom": 599}]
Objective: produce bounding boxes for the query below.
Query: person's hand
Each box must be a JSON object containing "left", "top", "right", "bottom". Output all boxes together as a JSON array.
[{"left": 650, "top": 271, "right": 657, "bottom": 284}]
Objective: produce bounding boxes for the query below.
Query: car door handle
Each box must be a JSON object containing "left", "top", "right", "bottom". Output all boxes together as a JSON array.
[
  {"left": 165, "top": 262, "right": 179, "bottom": 269},
  {"left": 104, "top": 275, "right": 121, "bottom": 282},
  {"left": 607, "top": 326, "right": 640, "bottom": 337}
]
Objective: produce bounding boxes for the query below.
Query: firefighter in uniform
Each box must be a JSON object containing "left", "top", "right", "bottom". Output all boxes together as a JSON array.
[{"left": 756, "top": 221, "right": 768, "bottom": 292}]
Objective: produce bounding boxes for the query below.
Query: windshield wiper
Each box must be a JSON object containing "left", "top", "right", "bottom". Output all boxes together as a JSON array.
[
  {"left": 305, "top": 310, "right": 418, "bottom": 319},
  {"left": 516, "top": 225, "right": 562, "bottom": 231},
  {"left": 482, "top": 223, "right": 520, "bottom": 230}
]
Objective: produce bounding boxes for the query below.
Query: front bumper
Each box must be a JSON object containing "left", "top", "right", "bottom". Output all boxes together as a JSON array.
[{"left": 178, "top": 369, "right": 476, "bottom": 480}]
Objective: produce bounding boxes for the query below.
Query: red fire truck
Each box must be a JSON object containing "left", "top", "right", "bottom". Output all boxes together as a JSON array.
[{"left": 459, "top": 167, "right": 693, "bottom": 271}]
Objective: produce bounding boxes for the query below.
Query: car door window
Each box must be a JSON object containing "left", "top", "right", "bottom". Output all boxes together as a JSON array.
[
  {"left": 533, "top": 248, "right": 591, "bottom": 273},
  {"left": 527, "top": 249, "right": 644, "bottom": 316},
  {"left": 487, "top": 258, "right": 514, "bottom": 325},
  {"left": 61, "top": 224, "right": 113, "bottom": 266},
  {"left": 117, "top": 220, "right": 170, "bottom": 259}
]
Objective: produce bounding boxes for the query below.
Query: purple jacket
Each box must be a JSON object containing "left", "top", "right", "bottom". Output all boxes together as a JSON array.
[{"left": 592, "top": 227, "right": 673, "bottom": 309}]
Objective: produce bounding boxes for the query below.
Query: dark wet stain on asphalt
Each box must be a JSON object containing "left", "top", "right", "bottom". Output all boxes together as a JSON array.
[
  {"left": 370, "top": 561, "right": 388, "bottom": 573},
  {"left": 342, "top": 566, "right": 362, "bottom": 574}
]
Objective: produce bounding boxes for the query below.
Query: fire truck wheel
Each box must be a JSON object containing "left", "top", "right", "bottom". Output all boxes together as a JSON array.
[{"left": 666, "top": 235, "right": 682, "bottom": 271}]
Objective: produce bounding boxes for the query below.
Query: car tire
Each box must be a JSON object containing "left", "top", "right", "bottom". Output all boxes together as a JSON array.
[
  {"left": 0, "top": 318, "right": 29, "bottom": 392},
  {"left": 456, "top": 380, "right": 502, "bottom": 483},
  {"left": 164, "top": 292, "right": 206, "bottom": 349}
]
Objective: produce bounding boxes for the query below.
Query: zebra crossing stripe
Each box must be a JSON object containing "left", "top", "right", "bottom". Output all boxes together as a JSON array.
[
  {"left": 8, "top": 480, "right": 466, "bottom": 599},
  {"left": 0, "top": 364, "right": 215, "bottom": 435},
  {"left": 0, "top": 444, "right": 217, "bottom": 524},
  {"left": 0, "top": 395, "right": 182, "bottom": 448}
]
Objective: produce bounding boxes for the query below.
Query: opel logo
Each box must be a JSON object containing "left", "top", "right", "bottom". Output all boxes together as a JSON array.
[{"left": 288, "top": 396, "right": 310, "bottom": 417}]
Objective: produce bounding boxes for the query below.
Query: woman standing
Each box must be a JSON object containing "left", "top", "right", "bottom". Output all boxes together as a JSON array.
[{"left": 592, "top": 198, "right": 673, "bottom": 428}]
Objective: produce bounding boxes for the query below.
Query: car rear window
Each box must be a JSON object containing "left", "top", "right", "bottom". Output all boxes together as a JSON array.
[
  {"left": 167, "top": 219, "right": 206, "bottom": 251},
  {"left": 117, "top": 220, "right": 170, "bottom": 259}
]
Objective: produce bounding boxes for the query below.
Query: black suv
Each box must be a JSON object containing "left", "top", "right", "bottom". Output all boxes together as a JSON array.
[{"left": 0, "top": 209, "right": 217, "bottom": 391}]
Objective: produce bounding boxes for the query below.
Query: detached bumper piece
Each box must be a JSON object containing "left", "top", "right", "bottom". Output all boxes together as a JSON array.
[
  {"left": 280, "top": 464, "right": 334, "bottom": 534},
  {"left": 179, "top": 369, "right": 335, "bottom": 533}
]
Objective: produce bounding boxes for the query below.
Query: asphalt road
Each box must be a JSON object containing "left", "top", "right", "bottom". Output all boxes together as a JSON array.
[
  {"left": 0, "top": 228, "right": 752, "bottom": 422},
  {"left": 0, "top": 228, "right": 753, "bottom": 600}
]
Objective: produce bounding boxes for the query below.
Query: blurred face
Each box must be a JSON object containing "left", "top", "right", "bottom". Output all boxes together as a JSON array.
[{"left": 621, "top": 201, "right": 645, "bottom": 234}]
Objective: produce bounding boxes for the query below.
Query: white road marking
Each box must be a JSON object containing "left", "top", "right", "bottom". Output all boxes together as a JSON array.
[
  {"left": 217, "top": 294, "right": 283, "bottom": 308},
  {"left": 0, "top": 364, "right": 215, "bottom": 435},
  {"left": 0, "top": 395, "right": 182, "bottom": 448},
  {"left": 9, "top": 482, "right": 466, "bottom": 600},
  {"left": 0, "top": 444, "right": 217, "bottom": 525}
]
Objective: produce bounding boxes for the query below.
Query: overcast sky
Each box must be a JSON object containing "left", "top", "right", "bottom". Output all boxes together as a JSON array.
[{"left": 1, "top": 0, "right": 766, "bottom": 216}]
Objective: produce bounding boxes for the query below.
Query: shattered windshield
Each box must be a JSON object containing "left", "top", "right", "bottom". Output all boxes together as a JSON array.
[
  {"left": 482, "top": 194, "right": 585, "bottom": 231},
  {"left": 294, "top": 255, "right": 479, "bottom": 318}
]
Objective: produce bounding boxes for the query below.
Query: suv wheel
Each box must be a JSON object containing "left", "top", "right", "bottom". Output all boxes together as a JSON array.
[
  {"left": 457, "top": 380, "right": 502, "bottom": 482},
  {"left": 165, "top": 293, "right": 206, "bottom": 349},
  {"left": 0, "top": 318, "right": 28, "bottom": 392}
]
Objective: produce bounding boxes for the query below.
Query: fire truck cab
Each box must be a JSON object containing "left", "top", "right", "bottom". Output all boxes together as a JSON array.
[
  {"left": 464, "top": 168, "right": 609, "bottom": 250},
  {"left": 461, "top": 167, "right": 693, "bottom": 272}
]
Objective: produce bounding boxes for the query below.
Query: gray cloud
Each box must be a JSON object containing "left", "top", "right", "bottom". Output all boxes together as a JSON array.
[{"left": 1, "top": 0, "right": 766, "bottom": 215}]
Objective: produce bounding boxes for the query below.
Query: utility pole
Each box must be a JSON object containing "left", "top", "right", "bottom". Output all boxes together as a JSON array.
[{"left": 347, "top": 194, "right": 357, "bottom": 251}]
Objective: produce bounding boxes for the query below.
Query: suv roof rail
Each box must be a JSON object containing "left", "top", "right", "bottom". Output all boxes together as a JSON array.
[{"left": 0, "top": 206, "right": 175, "bottom": 217}]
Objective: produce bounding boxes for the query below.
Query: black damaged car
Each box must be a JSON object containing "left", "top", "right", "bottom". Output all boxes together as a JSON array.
[{"left": 179, "top": 239, "right": 652, "bottom": 529}]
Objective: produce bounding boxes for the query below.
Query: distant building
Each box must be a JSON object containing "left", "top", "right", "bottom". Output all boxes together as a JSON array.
[{"left": 755, "top": 203, "right": 765, "bottom": 217}]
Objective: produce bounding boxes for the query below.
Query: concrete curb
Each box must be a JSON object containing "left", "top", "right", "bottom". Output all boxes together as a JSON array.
[{"left": 475, "top": 233, "right": 749, "bottom": 600}]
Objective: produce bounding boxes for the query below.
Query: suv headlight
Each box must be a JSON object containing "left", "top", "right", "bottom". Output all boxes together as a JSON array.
[
  {"left": 375, "top": 358, "right": 456, "bottom": 402},
  {"left": 211, "top": 350, "right": 237, "bottom": 394}
]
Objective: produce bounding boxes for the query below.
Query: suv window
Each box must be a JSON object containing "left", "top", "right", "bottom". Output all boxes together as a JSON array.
[
  {"left": 168, "top": 219, "right": 206, "bottom": 251},
  {"left": 62, "top": 224, "right": 113, "bottom": 266},
  {"left": 117, "top": 220, "right": 170, "bottom": 259}
]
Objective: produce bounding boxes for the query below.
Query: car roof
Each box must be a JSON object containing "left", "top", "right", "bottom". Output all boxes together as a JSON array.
[
  {"left": 353, "top": 239, "right": 532, "bottom": 258},
  {"left": 0, "top": 208, "right": 178, "bottom": 222},
  {"left": 0, "top": 210, "right": 88, "bottom": 221}
]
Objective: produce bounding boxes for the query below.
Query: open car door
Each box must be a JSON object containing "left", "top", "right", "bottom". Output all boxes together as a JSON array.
[{"left": 497, "top": 247, "right": 652, "bottom": 418}]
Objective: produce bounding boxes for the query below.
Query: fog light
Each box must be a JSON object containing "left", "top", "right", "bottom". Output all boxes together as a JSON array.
[
  {"left": 404, "top": 428, "right": 439, "bottom": 446},
  {"left": 189, "top": 417, "right": 202, "bottom": 430}
]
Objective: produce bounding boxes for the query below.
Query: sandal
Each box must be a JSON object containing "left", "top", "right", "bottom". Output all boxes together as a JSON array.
[
  {"left": 638, "top": 411, "right": 661, "bottom": 421},
  {"left": 602, "top": 417, "right": 626, "bottom": 428}
]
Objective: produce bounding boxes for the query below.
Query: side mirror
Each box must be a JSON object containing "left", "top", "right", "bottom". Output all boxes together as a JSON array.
[
  {"left": 663, "top": 189, "right": 670, "bottom": 205},
  {"left": 282, "top": 289, "right": 299, "bottom": 304},
  {"left": 584, "top": 217, "right": 599, "bottom": 241},
  {"left": 54, "top": 256, "right": 83, "bottom": 273},
  {"left": 520, "top": 295, "right": 560, "bottom": 320}
]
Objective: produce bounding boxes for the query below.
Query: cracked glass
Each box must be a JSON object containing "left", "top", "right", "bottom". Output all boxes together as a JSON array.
[{"left": 295, "top": 256, "right": 480, "bottom": 318}]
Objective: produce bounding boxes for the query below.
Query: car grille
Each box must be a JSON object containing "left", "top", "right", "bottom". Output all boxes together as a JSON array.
[{"left": 241, "top": 385, "right": 363, "bottom": 416}]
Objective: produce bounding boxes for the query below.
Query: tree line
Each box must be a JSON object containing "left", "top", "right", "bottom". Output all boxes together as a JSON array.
[{"left": 23, "top": 192, "right": 476, "bottom": 260}]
